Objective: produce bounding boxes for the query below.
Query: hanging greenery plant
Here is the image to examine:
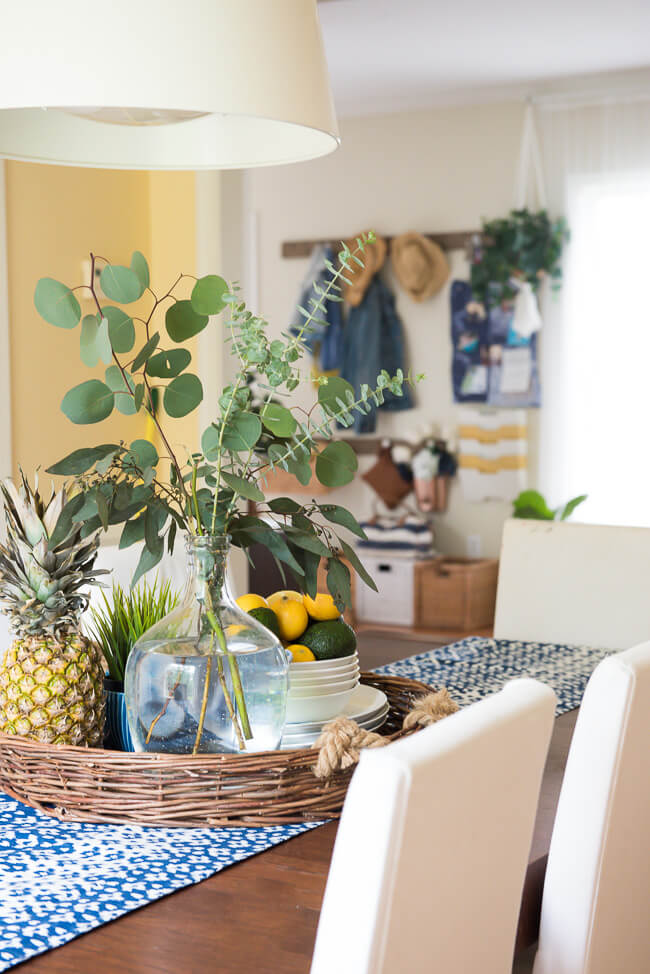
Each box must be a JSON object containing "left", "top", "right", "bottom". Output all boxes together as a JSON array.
[{"left": 470, "top": 208, "right": 569, "bottom": 309}]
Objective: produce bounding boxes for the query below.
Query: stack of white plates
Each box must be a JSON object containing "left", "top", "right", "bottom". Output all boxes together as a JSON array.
[
  {"left": 281, "top": 682, "right": 389, "bottom": 750},
  {"left": 286, "top": 652, "right": 360, "bottom": 724}
]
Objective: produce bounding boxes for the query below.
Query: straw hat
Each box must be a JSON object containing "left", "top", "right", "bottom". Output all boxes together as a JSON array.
[
  {"left": 390, "top": 231, "right": 450, "bottom": 302},
  {"left": 342, "top": 233, "right": 387, "bottom": 306}
]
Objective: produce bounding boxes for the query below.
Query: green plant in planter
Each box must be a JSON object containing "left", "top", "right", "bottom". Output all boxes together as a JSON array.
[
  {"left": 470, "top": 208, "right": 569, "bottom": 309},
  {"left": 34, "top": 234, "right": 421, "bottom": 750},
  {"left": 90, "top": 578, "right": 180, "bottom": 686},
  {"left": 512, "top": 489, "right": 587, "bottom": 521}
]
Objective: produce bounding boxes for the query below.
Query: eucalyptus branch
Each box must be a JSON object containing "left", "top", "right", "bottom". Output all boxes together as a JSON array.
[
  {"left": 87, "top": 255, "right": 191, "bottom": 510},
  {"left": 285, "top": 233, "right": 373, "bottom": 355},
  {"left": 255, "top": 377, "right": 404, "bottom": 477},
  {"left": 210, "top": 369, "right": 247, "bottom": 533}
]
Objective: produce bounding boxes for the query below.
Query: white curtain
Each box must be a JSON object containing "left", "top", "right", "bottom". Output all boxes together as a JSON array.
[{"left": 535, "top": 98, "right": 650, "bottom": 525}]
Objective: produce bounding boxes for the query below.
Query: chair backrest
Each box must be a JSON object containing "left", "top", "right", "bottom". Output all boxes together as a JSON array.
[
  {"left": 310, "top": 679, "right": 556, "bottom": 974},
  {"left": 533, "top": 641, "right": 650, "bottom": 974},
  {"left": 494, "top": 519, "right": 650, "bottom": 649}
]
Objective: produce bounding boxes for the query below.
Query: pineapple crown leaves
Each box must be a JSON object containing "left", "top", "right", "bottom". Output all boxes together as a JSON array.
[
  {"left": 36, "top": 239, "right": 423, "bottom": 608},
  {"left": 0, "top": 473, "right": 108, "bottom": 637}
]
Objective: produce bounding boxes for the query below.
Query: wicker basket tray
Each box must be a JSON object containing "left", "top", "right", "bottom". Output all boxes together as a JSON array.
[{"left": 0, "top": 672, "right": 432, "bottom": 828}]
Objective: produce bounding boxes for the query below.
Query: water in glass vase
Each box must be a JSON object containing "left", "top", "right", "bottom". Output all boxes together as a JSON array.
[{"left": 124, "top": 536, "right": 288, "bottom": 754}]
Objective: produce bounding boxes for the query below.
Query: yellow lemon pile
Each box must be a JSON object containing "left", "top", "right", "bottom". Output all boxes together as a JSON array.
[{"left": 235, "top": 589, "right": 353, "bottom": 662}]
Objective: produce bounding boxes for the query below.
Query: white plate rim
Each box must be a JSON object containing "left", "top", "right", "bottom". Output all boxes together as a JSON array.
[
  {"left": 283, "top": 685, "right": 388, "bottom": 733},
  {"left": 289, "top": 653, "right": 359, "bottom": 671},
  {"left": 289, "top": 672, "right": 359, "bottom": 689},
  {"left": 280, "top": 709, "right": 389, "bottom": 748},
  {"left": 281, "top": 711, "right": 389, "bottom": 743}
]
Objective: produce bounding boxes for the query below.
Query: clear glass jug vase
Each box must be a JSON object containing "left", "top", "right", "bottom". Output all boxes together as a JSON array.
[{"left": 124, "top": 536, "right": 288, "bottom": 754}]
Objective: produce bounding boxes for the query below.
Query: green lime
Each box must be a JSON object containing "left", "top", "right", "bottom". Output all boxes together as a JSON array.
[
  {"left": 247, "top": 606, "right": 281, "bottom": 639},
  {"left": 300, "top": 619, "right": 357, "bottom": 660}
]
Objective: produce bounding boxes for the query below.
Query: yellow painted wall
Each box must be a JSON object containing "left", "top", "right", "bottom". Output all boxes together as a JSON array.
[
  {"left": 148, "top": 171, "right": 198, "bottom": 458},
  {"left": 4, "top": 162, "right": 197, "bottom": 481}
]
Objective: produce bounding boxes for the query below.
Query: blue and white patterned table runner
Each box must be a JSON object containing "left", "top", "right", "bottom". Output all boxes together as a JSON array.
[{"left": 0, "top": 637, "right": 611, "bottom": 971}]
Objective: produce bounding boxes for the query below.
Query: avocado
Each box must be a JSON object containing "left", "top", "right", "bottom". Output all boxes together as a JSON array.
[
  {"left": 300, "top": 619, "right": 357, "bottom": 660},
  {"left": 247, "top": 606, "right": 281, "bottom": 639}
]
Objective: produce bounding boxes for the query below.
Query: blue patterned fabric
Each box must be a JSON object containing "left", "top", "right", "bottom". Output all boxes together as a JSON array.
[
  {"left": 0, "top": 637, "right": 611, "bottom": 970},
  {"left": 376, "top": 637, "right": 612, "bottom": 715},
  {"left": 0, "top": 805, "right": 317, "bottom": 971}
]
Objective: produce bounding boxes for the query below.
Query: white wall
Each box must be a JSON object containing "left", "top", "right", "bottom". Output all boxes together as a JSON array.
[{"left": 246, "top": 102, "right": 535, "bottom": 558}]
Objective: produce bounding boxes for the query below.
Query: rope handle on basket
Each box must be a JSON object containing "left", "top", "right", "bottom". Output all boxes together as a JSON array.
[{"left": 312, "top": 688, "right": 458, "bottom": 779}]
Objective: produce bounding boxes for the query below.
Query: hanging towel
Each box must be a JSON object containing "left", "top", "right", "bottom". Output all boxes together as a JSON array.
[
  {"left": 356, "top": 515, "right": 434, "bottom": 557},
  {"left": 457, "top": 408, "right": 527, "bottom": 501}
]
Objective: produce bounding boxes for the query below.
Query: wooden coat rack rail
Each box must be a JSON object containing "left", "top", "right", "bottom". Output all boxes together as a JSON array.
[{"left": 281, "top": 230, "right": 478, "bottom": 259}]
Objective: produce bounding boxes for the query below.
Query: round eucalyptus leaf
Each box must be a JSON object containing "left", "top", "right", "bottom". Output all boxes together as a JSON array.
[
  {"left": 127, "top": 439, "right": 158, "bottom": 470},
  {"left": 318, "top": 376, "right": 355, "bottom": 414},
  {"left": 146, "top": 348, "right": 191, "bottom": 379},
  {"left": 163, "top": 373, "right": 203, "bottom": 418},
  {"left": 315, "top": 441, "right": 358, "bottom": 487},
  {"left": 201, "top": 424, "right": 220, "bottom": 461},
  {"left": 130, "top": 251, "right": 150, "bottom": 292},
  {"left": 100, "top": 264, "right": 143, "bottom": 304},
  {"left": 191, "top": 275, "right": 228, "bottom": 316},
  {"left": 165, "top": 300, "right": 209, "bottom": 343},
  {"left": 105, "top": 365, "right": 137, "bottom": 415},
  {"left": 102, "top": 306, "right": 135, "bottom": 354},
  {"left": 260, "top": 403, "right": 297, "bottom": 437},
  {"left": 222, "top": 412, "right": 262, "bottom": 452},
  {"left": 80, "top": 315, "right": 101, "bottom": 367},
  {"left": 96, "top": 316, "right": 113, "bottom": 365},
  {"left": 34, "top": 278, "right": 81, "bottom": 329},
  {"left": 61, "top": 380, "right": 114, "bottom": 425}
]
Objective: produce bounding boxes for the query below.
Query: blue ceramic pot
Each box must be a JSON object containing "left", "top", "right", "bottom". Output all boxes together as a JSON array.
[{"left": 104, "top": 678, "right": 134, "bottom": 752}]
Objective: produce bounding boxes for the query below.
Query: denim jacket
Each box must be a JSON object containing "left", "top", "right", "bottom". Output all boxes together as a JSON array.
[{"left": 341, "top": 276, "right": 413, "bottom": 433}]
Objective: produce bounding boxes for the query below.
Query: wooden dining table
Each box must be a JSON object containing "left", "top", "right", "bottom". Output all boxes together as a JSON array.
[{"left": 15, "top": 631, "right": 577, "bottom": 974}]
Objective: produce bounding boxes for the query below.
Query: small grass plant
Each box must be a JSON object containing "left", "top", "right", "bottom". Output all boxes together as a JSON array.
[{"left": 90, "top": 578, "right": 179, "bottom": 685}]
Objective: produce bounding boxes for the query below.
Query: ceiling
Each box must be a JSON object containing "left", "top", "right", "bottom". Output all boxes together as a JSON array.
[{"left": 318, "top": 0, "right": 650, "bottom": 116}]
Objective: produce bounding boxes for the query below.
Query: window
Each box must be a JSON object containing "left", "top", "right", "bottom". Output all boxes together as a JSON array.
[{"left": 561, "top": 172, "right": 650, "bottom": 526}]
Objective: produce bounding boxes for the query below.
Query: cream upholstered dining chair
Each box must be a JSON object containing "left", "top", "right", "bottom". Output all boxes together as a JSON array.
[
  {"left": 494, "top": 519, "right": 650, "bottom": 649},
  {"left": 532, "top": 641, "right": 650, "bottom": 974},
  {"left": 310, "top": 679, "right": 556, "bottom": 974}
]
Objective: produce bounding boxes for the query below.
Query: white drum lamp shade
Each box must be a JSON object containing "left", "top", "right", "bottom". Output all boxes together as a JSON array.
[{"left": 0, "top": 0, "right": 339, "bottom": 169}]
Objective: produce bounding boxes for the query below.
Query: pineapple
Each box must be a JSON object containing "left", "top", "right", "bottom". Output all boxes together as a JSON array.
[{"left": 0, "top": 474, "right": 106, "bottom": 746}]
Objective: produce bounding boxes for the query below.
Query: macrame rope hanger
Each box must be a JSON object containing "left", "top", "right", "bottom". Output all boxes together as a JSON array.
[{"left": 515, "top": 102, "right": 548, "bottom": 210}]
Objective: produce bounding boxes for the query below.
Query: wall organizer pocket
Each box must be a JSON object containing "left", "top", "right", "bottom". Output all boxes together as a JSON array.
[{"left": 450, "top": 279, "right": 541, "bottom": 407}]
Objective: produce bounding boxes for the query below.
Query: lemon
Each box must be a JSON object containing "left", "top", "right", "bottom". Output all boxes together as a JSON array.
[
  {"left": 272, "top": 598, "right": 309, "bottom": 641},
  {"left": 236, "top": 593, "right": 268, "bottom": 612},
  {"left": 267, "top": 590, "right": 303, "bottom": 608},
  {"left": 303, "top": 592, "right": 341, "bottom": 621},
  {"left": 287, "top": 644, "right": 316, "bottom": 663}
]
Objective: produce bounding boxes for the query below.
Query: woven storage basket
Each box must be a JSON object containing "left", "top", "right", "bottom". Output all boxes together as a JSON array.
[{"left": 0, "top": 672, "right": 431, "bottom": 828}]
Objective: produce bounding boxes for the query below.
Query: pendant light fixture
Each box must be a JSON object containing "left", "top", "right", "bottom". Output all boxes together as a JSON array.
[{"left": 0, "top": 0, "right": 339, "bottom": 169}]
